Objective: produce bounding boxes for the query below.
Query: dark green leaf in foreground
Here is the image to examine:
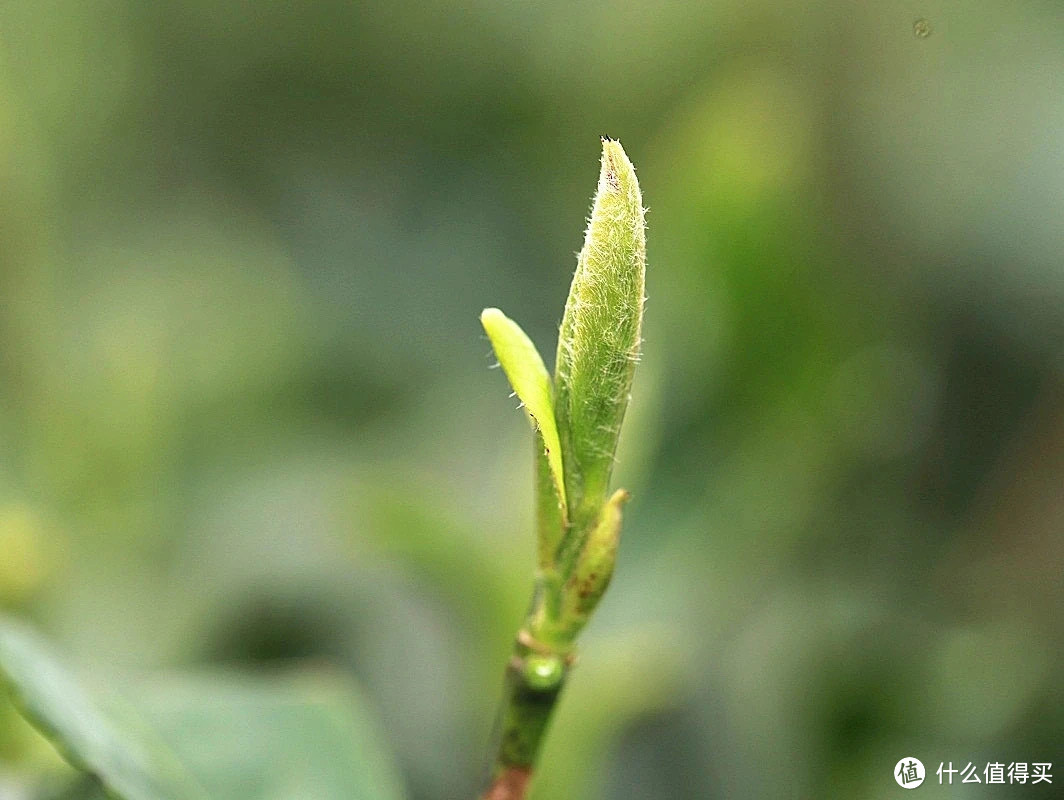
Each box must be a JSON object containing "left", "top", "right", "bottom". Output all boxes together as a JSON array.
[{"left": 0, "top": 616, "right": 207, "bottom": 800}]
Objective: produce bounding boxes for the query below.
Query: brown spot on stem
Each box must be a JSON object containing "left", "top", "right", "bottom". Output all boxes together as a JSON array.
[{"left": 484, "top": 767, "right": 532, "bottom": 800}]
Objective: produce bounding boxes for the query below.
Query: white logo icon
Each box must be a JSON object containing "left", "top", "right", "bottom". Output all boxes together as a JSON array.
[{"left": 895, "top": 757, "right": 925, "bottom": 788}]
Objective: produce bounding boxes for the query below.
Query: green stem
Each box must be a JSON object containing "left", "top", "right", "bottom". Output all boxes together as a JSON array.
[{"left": 481, "top": 603, "right": 572, "bottom": 800}]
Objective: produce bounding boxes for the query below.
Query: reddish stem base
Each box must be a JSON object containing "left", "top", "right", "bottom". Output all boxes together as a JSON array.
[{"left": 483, "top": 767, "right": 532, "bottom": 800}]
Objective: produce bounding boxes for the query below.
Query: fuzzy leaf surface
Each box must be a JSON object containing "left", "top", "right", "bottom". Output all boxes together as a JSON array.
[{"left": 554, "top": 139, "right": 646, "bottom": 524}]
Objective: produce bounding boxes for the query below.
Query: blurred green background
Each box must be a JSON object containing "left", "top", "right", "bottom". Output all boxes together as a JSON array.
[{"left": 1, "top": 0, "right": 1062, "bottom": 797}]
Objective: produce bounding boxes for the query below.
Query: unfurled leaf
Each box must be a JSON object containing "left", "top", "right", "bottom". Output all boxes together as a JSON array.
[{"left": 481, "top": 307, "right": 569, "bottom": 566}]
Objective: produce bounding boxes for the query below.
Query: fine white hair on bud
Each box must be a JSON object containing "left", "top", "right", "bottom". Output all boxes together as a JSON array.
[{"left": 554, "top": 139, "right": 646, "bottom": 526}]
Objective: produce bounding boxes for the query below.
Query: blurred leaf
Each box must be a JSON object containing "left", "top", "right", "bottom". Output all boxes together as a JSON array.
[
  {"left": 1, "top": 619, "right": 405, "bottom": 800},
  {"left": 41, "top": 775, "right": 109, "bottom": 800},
  {"left": 134, "top": 671, "right": 406, "bottom": 800},
  {"left": 0, "top": 616, "right": 207, "bottom": 800}
]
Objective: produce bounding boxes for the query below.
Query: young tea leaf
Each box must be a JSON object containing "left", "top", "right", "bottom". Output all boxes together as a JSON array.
[
  {"left": 481, "top": 307, "right": 568, "bottom": 520},
  {"left": 554, "top": 139, "right": 646, "bottom": 525},
  {"left": 477, "top": 138, "right": 648, "bottom": 800}
]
